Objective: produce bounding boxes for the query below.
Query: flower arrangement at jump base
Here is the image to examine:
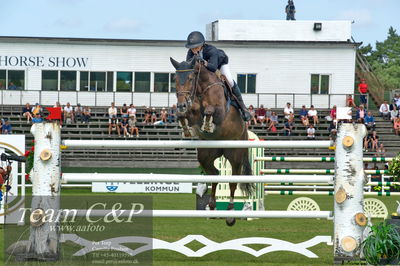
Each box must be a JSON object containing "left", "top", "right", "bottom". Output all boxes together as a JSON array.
[
  {"left": 388, "top": 153, "right": 400, "bottom": 182},
  {"left": 24, "top": 141, "right": 35, "bottom": 182}
]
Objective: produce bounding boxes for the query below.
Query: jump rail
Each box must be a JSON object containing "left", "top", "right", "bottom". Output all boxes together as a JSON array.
[
  {"left": 255, "top": 156, "right": 393, "bottom": 162},
  {"left": 62, "top": 140, "right": 332, "bottom": 149}
]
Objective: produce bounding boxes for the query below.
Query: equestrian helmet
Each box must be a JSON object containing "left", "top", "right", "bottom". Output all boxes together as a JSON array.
[{"left": 185, "top": 31, "right": 205, "bottom": 48}]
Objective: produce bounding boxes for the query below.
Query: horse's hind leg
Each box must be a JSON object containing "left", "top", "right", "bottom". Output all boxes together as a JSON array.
[{"left": 197, "top": 148, "right": 223, "bottom": 210}]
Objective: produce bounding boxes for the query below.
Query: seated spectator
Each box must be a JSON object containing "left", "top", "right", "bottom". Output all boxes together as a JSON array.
[
  {"left": 144, "top": 107, "right": 151, "bottom": 124},
  {"left": 128, "top": 104, "right": 136, "bottom": 119},
  {"left": 0, "top": 120, "right": 2, "bottom": 133},
  {"left": 120, "top": 103, "right": 129, "bottom": 119},
  {"left": 151, "top": 108, "right": 158, "bottom": 124},
  {"left": 265, "top": 108, "right": 272, "bottom": 125},
  {"left": 307, "top": 105, "right": 319, "bottom": 125},
  {"left": 128, "top": 116, "right": 139, "bottom": 137},
  {"left": 370, "top": 130, "right": 379, "bottom": 152},
  {"left": 267, "top": 111, "right": 278, "bottom": 132},
  {"left": 394, "top": 117, "right": 400, "bottom": 136},
  {"left": 108, "top": 102, "right": 118, "bottom": 120},
  {"left": 299, "top": 105, "right": 309, "bottom": 126},
  {"left": 329, "top": 105, "right": 337, "bottom": 121},
  {"left": 364, "top": 111, "right": 376, "bottom": 131},
  {"left": 168, "top": 105, "right": 177, "bottom": 124},
  {"left": 63, "top": 102, "right": 74, "bottom": 124},
  {"left": 363, "top": 132, "right": 372, "bottom": 152},
  {"left": 356, "top": 105, "right": 366, "bottom": 124},
  {"left": 31, "top": 103, "right": 42, "bottom": 116},
  {"left": 2, "top": 119, "right": 12, "bottom": 134},
  {"left": 22, "top": 103, "right": 33, "bottom": 123},
  {"left": 108, "top": 117, "right": 120, "bottom": 137},
  {"left": 160, "top": 107, "right": 168, "bottom": 123},
  {"left": 394, "top": 94, "right": 400, "bottom": 109},
  {"left": 82, "top": 106, "right": 91, "bottom": 124},
  {"left": 379, "top": 100, "right": 390, "bottom": 120},
  {"left": 248, "top": 105, "right": 257, "bottom": 125},
  {"left": 346, "top": 94, "right": 356, "bottom": 108},
  {"left": 32, "top": 113, "right": 43, "bottom": 123},
  {"left": 307, "top": 124, "right": 315, "bottom": 140},
  {"left": 328, "top": 121, "right": 338, "bottom": 142},
  {"left": 391, "top": 105, "right": 399, "bottom": 123},
  {"left": 256, "top": 104, "right": 266, "bottom": 125},
  {"left": 54, "top": 101, "right": 63, "bottom": 121},
  {"left": 120, "top": 117, "right": 129, "bottom": 137},
  {"left": 283, "top": 120, "right": 292, "bottom": 136},
  {"left": 284, "top": 102, "right": 294, "bottom": 121},
  {"left": 375, "top": 143, "right": 386, "bottom": 157},
  {"left": 74, "top": 104, "right": 83, "bottom": 123}
]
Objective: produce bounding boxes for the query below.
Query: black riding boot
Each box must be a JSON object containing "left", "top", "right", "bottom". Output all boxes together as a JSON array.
[{"left": 232, "top": 82, "right": 251, "bottom": 121}]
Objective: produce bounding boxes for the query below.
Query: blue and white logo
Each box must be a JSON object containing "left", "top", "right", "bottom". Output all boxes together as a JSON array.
[{"left": 106, "top": 182, "right": 118, "bottom": 192}]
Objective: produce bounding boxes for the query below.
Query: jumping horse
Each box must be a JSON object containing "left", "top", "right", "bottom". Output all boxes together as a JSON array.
[{"left": 170, "top": 56, "right": 254, "bottom": 226}]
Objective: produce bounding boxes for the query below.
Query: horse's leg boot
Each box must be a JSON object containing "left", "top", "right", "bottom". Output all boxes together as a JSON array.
[{"left": 232, "top": 82, "right": 251, "bottom": 121}]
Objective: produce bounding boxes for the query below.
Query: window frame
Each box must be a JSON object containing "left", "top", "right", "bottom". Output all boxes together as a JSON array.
[
  {"left": 154, "top": 72, "right": 176, "bottom": 93},
  {"left": 236, "top": 73, "right": 257, "bottom": 94},
  {"left": 0, "top": 69, "right": 26, "bottom": 90},
  {"left": 310, "top": 73, "right": 331, "bottom": 95}
]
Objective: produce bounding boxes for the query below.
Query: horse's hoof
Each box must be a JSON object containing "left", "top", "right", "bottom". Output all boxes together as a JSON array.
[{"left": 226, "top": 217, "right": 236, "bottom": 226}]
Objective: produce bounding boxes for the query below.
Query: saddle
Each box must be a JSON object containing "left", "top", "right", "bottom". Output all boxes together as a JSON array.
[{"left": 215, "top": 70, "right": 240, "bottom": 112}]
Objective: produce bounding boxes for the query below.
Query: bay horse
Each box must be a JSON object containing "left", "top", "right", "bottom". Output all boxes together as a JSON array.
[{"left": 170, "top": 56, "right": 254, "bottom": 226}]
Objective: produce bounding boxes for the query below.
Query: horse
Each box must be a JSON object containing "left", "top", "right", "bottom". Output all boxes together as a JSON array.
[{"left": 170, "top": 56, "right": 254, "bottom": 226}]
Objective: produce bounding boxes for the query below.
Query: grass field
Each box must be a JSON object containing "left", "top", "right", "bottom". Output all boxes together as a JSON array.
[{"left": 1, "top": 168, "right": 399, "bottom": 265}]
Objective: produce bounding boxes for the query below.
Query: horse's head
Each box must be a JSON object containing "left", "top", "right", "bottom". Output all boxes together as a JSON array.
[{"left": 170, "top": 57, "right": 197, "bottom": 114}]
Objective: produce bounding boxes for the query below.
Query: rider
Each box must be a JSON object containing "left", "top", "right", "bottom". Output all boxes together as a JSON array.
[{"left": 185, "top": 31, "right": 251, "bottom": 121}]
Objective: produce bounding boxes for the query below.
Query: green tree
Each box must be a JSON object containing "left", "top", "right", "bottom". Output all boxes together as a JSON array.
[{"left": 359, "top": 26, "right": 400, "bottom": 89}]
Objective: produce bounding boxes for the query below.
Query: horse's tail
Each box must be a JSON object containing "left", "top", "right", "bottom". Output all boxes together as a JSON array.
[{"left": 239, "top": 155, "right": 255, "bottom": 197}]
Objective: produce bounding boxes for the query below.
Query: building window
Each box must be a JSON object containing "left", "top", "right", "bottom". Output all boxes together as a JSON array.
[
  {"left": 90, "top": 72, "right": 106, "bottom": 91},
  {"left": 134, "top": 72, "right": 150, "bottom": 92},
  {"left": 60, "top": 71, "right": 76, "bottom": 91},
  {"left": 80, "top": 71, "right": 89, "bottom": 91},
  {"left": 117, "top": 72, "right": 132, "bottom": 92},
  {"left": 0, "top": 70, "right": 6, "bottom": 90},
  {"left": 170, "top": 73, "right": 176, "bottom": 92},
  {"left": 154, "top": 73, "right": 169, "bottom": 92},
  {"left": 42, "top": 71, "right": 58, "bottom": 91},
  {"left": 107, "top": 72, "right": 114, "bottom": 92},
  {"left": 310, "top": 74, "right": 330, "bottom": 94},
  {"left": 237, "top": 74, "right": 256, "bottom": 94},
  {"left": 0, "top": 70, "right": 25, "bottom": 90}
]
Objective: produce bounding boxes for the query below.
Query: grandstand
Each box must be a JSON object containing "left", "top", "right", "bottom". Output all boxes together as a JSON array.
[{"left": 1, "top": 104, "right": 398, "bottom": 168}]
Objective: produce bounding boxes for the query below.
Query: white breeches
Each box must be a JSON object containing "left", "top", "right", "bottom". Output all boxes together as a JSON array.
[{"left": 220, "top": 64, "right": 234, "bottom": 87}]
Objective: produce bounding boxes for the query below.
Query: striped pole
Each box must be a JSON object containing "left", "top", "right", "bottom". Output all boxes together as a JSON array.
[
  {"left": 255, "top": 156, "right": 393, "bottom": 162},
  {"left": 265, "top": 191, "right": 400, "bottom": 196},
  {"left": 260, "top": 169, "right": 389, "bottom": 175}
]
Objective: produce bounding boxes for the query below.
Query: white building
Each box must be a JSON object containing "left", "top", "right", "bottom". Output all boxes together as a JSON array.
[{"left": 0, "top": 20, "right": 358, "bottom": 108}]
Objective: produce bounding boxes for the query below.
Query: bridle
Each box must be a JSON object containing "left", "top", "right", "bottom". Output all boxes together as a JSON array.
[{"left": 176, "top": 62, "right": 225, "bottom": 112}]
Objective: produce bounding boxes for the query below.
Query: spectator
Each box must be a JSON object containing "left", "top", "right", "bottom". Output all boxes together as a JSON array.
[
  {"left": 128, "top": 104, "right": 136, "bottom": 119},
  {"left": 330, "top": 105, "right": 337, "bottom": 121},
  {"left": 108, "top": 102, "right": 118, "bottom": 119},
  {"left": 307, "top": 124, "right": 315, "bottom": 140},
  {"left": 375, "top": 143, "right": 386, "bottom": 157},
  {"left": 364, "top": 111, "right": 376, "bottom": 131},
  {"left": 265, "top": 108, "right": 272, "bottom": 125},
  {"left": 299, "top": 105, "right": 309, "bottom": 126},
  {"left": 247, "top": 105, "right": 257, "bottom": 125},
  {"left": 358, "top": 78, "right": 368, "bottom": 105},
  {"left": 356, "top": 105, "right": 366, "bottom": 124},
  {"left": 168, "top": 104, "right": 177, "bottom": 124},
  {"left": 328, "top": 121, "right": 338, "bottom": 142},
  {"left": 151, "top": 108, "right": 158, "bottom": 124},
  {"left": 8, "top": 82, "right": 17, "bottom": 90},
  {"left": 144, "top": 107, "right": 151, "bottom": 124},
  {"left": 160, "top": 107, "right": 168, "bottom": 123},
  {"left": 120, "top": 117, "right": 129, "bottom": 137},
  {"left": 379, "top": 100, "right": 390, "bottom": 120},
  {"left": 54, "top": 101, "right": 63, "bottom": 121},
  {"left": 284, "top": 102, "right": 294, "bottom": 121},
  {"left": 31, "top": 103, "right": 42, "bottom": 116},
  {"left": 393, "top": 94, "right": 400, "bottom": 109},
  {"left": 363, "top": 131, "right": 372, "bottom": 152},
  {"left": 63, "top": 102, "right": 74, "bottom": 124},
  {"left": 346, "top": 94, "right": 356, "bottom": 108},
  {"left": 256, "top": 104, "right": 266, "bottom": 125},
  {"left": 370, "top": 131, "right": 379, "bottom": 152},
  {"left": 391, "top": 105, "right": 399, "bottom": 123},
  {"left": 108, "top": 117, "right": 120, "bottom": 137},
  {"left": 0, "top": 119, "right": 2, "bottom": 133},
  {"left": 394, "top": 117, "right": 400, "bottom": 136},
  {"left": 283, "top": 120, "right": 292, "bottom": 136},
  {"left": 74, "top": 103, "right": 83, "bottom": 123},
  {"left": 267, "top": 111, "right": 278, "bottom": 132},
  {"left": 22, "top": 103, "right": 33, "bottom": 123},
  {"left": 120, "top": 103, "right": 129, "bottom": 119},
  {"left": 285, "top": 0, "right": 296, "bottom": 20},
  {"left": 54, "top": 101, "right": 62, "bottom": 108},
  {"left": 32, "top": 113, "right": 43, "bottom": 123},
  {"left": 307, "top": 105, "right": 319, "bottom": 125},
  {"left": 82, "top": 106, "right": 91, "bottom": 124},
  {"left": 2, "top": 119, "right": 12, "bottom": 134},
  {"left": 128, "top": 116, "right": 139, "bottom": 137}
]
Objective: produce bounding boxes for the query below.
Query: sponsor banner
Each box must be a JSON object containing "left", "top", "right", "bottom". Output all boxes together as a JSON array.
[{"left": 92, "top": 182, "right": 193, "bottom": 193}]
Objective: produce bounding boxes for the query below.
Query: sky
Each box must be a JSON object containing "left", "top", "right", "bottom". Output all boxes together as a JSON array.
[{"left": 0, "top": 0, "right": 399, "bottom": 47}]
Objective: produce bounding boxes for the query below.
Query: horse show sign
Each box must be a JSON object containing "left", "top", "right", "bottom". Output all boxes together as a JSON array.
[{"left": 92, "top": 179, "right": 192, "bottom": 193}]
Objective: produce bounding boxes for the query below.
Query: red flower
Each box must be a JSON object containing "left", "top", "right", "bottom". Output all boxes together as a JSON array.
[
  {"left": 30, "top": 146, "right": 35, "bottom": 152},
  {"left": 24, "top": 150, "right": 31, "bottom": 157},
  {"left": 25, "top": 174, "right": 30, "bottom": 182}
]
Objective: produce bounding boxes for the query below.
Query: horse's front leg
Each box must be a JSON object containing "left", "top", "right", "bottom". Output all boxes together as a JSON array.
[{"left": 201, "top": 105, "right": 215, "bottom": 133}]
